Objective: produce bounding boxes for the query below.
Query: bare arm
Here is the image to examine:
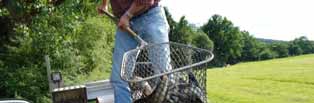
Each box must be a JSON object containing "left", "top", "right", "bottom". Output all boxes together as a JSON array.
[
  {"left": 118, "top": 0, "right": 155, "bottom": 30},
  {"left": 127, "top": 1, "right": 153, "bottom": 17},
  {"left": 97, "top": 0, "right": 108, "bottom": 15}
]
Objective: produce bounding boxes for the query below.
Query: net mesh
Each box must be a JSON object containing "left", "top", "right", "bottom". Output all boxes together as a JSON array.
[{"left": 121, "top": 42, "right": 213, "bottom": 103}]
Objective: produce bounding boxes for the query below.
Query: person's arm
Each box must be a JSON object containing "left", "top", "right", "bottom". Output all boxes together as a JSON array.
[
  {"left": 128, "top": 0, "right": 155, "bottom": 17},
  {"left": 97, "top": 0, "right": 108, "bottom": 15},
  {"left": 118, "top": 0, "right": 155, "bottom": 30}
]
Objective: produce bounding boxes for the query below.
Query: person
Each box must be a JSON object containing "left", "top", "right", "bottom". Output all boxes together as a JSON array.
[{"left": 97, "top": 0, "right": 170, "bottom": 103}]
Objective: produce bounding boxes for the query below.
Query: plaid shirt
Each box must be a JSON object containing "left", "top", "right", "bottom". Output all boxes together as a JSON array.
[{"left": 110, "top": 0, "right": 160, "bottom": 17}]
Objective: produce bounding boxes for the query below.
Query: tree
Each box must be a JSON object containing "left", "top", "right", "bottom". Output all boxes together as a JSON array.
[
  {"left": 202, "top": 14, "right": 244, "bottom": 66},
  {"left": 0, "top": 0, "right": 115, "bottom": 102},
  {"left": 288, "top": 43, "right": 303, "bottom": 56},
  {"left": 192, "top": 30, "right": 214, "bottom": 50},
  {"left": 170, "top": 16, "right": 195, "bottom": 44},
  {"left": 270, "top": 42, "right": 289, "bottom": 58},
  {"left": 311, "top": 41, "right": 314, "bottom": 53},
  {"left": 240, "top": 31, "right": 261, "bottom": 61},
  {"left": 256, "top": 43, "right": 278, "bottom": 60},
  {"left": 290, "top": 36, "right": 314, "bottom": 55},
  {"left": 164, "top": 7, "right": 214, "bottom": 50}
]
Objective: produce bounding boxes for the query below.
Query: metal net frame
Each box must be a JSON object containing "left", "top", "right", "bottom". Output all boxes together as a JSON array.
[{"left": 121, "top": 42, "right": 214, "bottom": 103}]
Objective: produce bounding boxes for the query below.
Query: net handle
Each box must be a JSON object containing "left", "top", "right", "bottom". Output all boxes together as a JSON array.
[{"left": 102, "top": 10, "right": 147, "bottom": 47}]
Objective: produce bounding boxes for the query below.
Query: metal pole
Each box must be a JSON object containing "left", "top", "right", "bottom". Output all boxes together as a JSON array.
[{"left": 45, "top": 55, "right": 53, "bottom": 92}]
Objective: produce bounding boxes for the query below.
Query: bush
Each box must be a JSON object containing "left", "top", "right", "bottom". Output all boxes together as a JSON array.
[{"left": 0, "top": 0, "right": 116, "bottom": 102}]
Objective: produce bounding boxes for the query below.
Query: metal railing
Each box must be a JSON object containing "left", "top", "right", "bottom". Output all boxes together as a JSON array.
[
  {"left": 51, "top": 79, "right": 114, "bottom": 103},
  {"left": 85, "top": 80, "right": 114, "bottom": 100}
]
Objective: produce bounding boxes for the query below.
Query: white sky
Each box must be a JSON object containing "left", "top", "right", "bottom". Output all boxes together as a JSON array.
[{"left": 161, "top": 0, "right": 314, "bottom": 41}]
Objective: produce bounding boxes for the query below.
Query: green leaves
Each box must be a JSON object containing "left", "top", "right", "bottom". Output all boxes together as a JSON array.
[
  {"left": 192, "top": 31, "right": 214, "bottom": 50},
  {"left": 165, "top": 11, "right": 214, "bottom": 50},
  {"left": 291, "top": 36, "right": 314, "bottom": 54},
  {"left": 0, "top": 0, "right": 115, "bottom": 102},
  {"left": 202, "top": 15, "right": 244, "bottom": 66}
]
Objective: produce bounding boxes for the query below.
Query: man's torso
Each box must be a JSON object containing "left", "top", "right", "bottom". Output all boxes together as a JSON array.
[{"left": 110, "top": 0, "right": 160, "bottom": 17}]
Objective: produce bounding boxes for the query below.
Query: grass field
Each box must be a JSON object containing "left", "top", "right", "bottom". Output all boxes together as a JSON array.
[{"left": 206, "top": 54, "right": 314, "bottom": 103}]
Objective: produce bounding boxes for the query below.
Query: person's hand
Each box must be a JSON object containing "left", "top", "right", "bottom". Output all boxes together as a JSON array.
[
  {"left": 97, "top": 4, "right": 107, "bottom": 15},
  {"left": 118, "top": 14, "right": 131, "bottom": 31}
]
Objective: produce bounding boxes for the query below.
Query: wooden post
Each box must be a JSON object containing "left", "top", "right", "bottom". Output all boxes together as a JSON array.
[{"left": 45, "top": 55, "right": 53, "bottom": 92}]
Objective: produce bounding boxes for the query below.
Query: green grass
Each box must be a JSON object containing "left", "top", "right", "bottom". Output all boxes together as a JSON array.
[
  {"left": 63, "top": 66, "right": 111, "bottom": 86},
  {"left": 206, "top": 54, "right": 314, "bottom": 103}
]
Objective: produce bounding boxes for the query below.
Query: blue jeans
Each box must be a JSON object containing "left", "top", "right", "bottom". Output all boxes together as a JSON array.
[{"left": 110, "top": 6, "right": 170, "bottom": 103}]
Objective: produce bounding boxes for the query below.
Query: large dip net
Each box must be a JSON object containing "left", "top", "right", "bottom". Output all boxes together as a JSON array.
[{"left": 120, "top": 42, "right": 214, "bottom": 103}]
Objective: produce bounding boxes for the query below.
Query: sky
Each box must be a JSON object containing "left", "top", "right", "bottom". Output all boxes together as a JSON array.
[{"left": 161, "top": 0, "right": 314, "bottom": 41}]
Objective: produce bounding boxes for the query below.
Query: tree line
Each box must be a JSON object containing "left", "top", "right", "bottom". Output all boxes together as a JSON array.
[
  {"left": 0, "top": 0, "right": 314, "bottom": 102},
  {"left": 164, "top": 8, "right": 314, "bottom": 67}
]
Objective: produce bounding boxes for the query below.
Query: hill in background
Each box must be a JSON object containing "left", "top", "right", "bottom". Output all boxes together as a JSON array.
[
  {"left": 256, "top": 38, "right": 288, "bottom": 43},
  {"left": 207, "top": 54, "right": 314, "bottom": 103}
]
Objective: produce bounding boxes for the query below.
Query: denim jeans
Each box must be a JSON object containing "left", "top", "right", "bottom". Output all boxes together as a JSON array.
[{"left": 110, "top": 6, "right": 170, "bottom": 103}]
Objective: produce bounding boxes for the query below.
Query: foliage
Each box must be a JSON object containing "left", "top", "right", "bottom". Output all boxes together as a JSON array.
[
  {"left": 288, "top": 43, "right": 303, "bottom": 56},
  {"left": 202, "top": 14, "right": 244, "bottom": 66},
  {"left": 0, "top": 16, "right": 14, "bottom": 53},
  {"left": 270, "top": 42, "right": 289, "bottom": 58},
  {"left": 192, "top": 31, "right": 214, "bottom": 50},
  {"left": 169, "top": 16, "right": 193, "bottom": 44},
  {"left": 258, "top": 44, "right": 278, "bottom": 60},
  {"left": 0, "top": 0, "right": 115, "bottom": 102},
  {"left": 290, "top": 36, "right": 314, "bottom": 54},
  {"left": 240, "top": 31, "right": 261, "bottom": 61},
  {"left": 164, "top": 7, "right": 213, "bottom": 50}
]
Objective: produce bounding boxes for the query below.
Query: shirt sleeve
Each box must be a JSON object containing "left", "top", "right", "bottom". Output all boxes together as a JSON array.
[{"left": 134, "top": 0, "right": 155, "bottom": 6}]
